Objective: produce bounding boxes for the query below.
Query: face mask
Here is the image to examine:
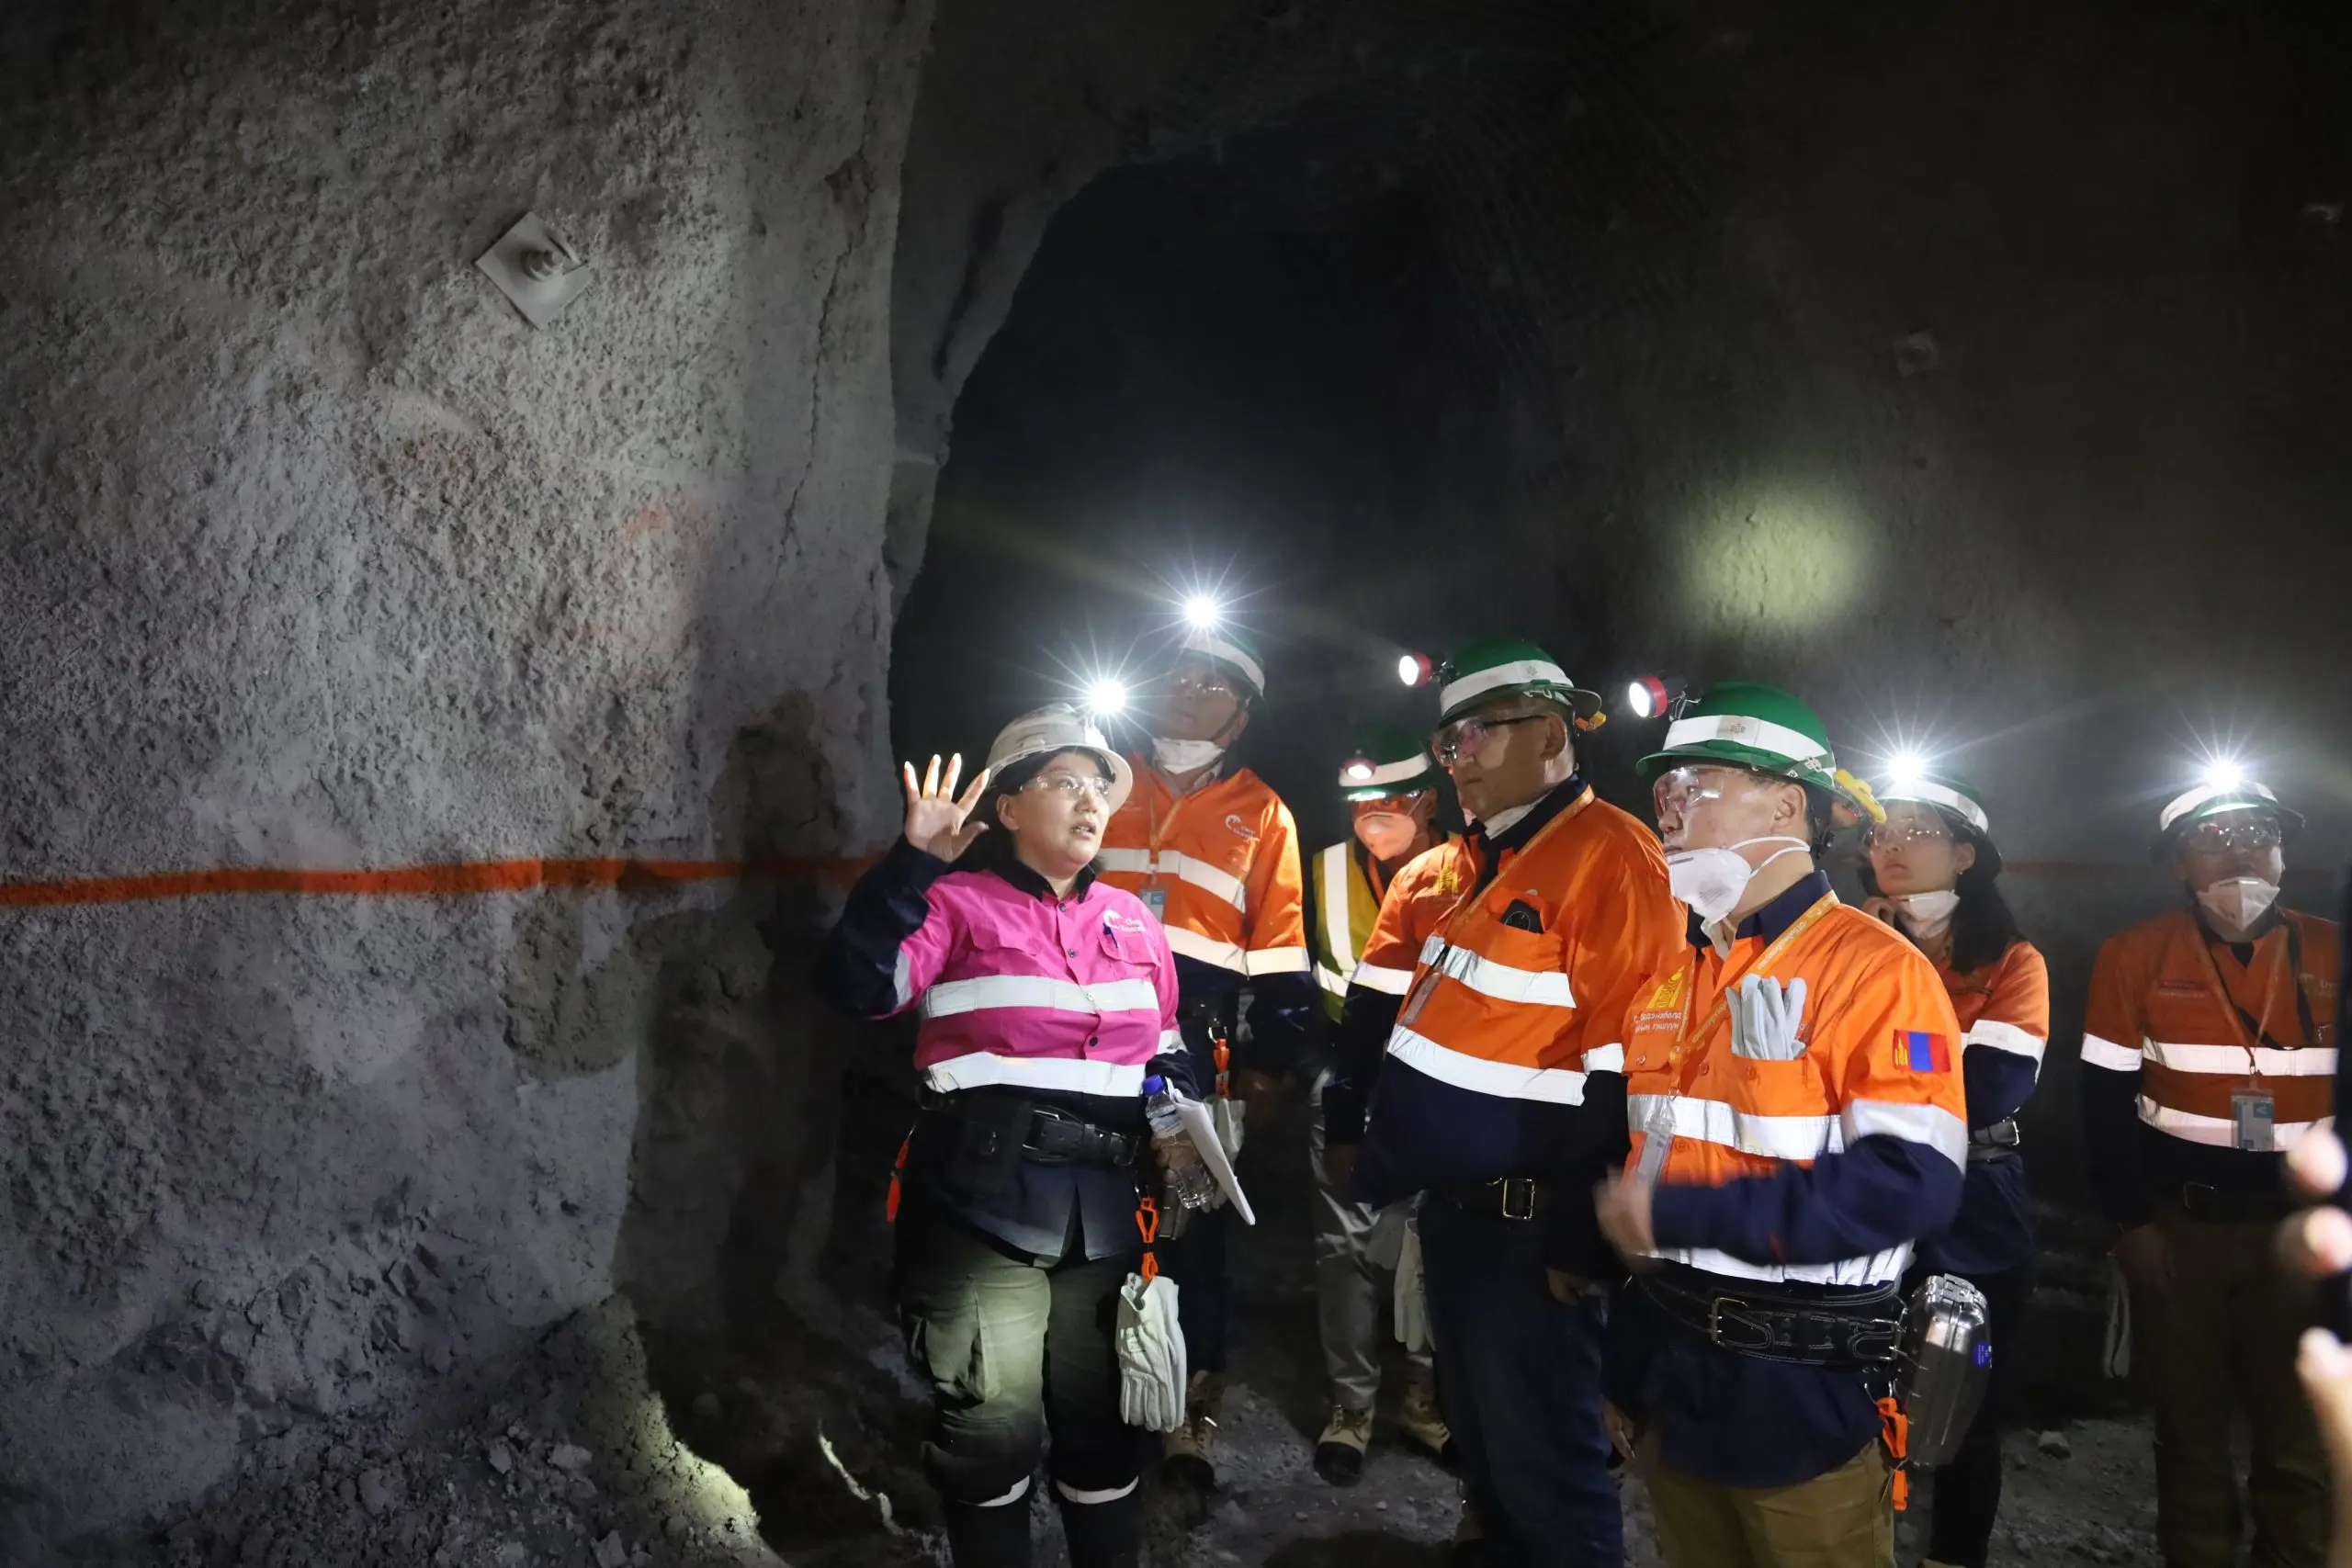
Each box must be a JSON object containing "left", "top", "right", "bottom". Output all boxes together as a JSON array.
[
  {"left": 1665, "top": 837, "right": 1811, "bottom": 925},
  {"left": 1151, "top": 737, "right": 1226, "bottom": 774},
  {"left": 1893, "top": 889, "right": 1962, "bottom": 941},
  {"left": 2197, "top": 875, "right": 2280, "bottom": 933}
]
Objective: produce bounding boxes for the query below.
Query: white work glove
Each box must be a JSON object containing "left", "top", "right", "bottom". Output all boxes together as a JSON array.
[
  {"left": 1215, "top": 1097, "right": 1247, "bottom": 1162},
  {"left": 1393, "top": 1213, "right": 1431, "bottom": 1354},
  {"left": 1116, "top": 1272, "right": 1188, "bottom": 1432},
  {"left": 1727, "top": 974, "right": 1810, "bottom": 1061},
  {"left": 1364, "top": 1204, "right": 1408, "bottom": 1270}
]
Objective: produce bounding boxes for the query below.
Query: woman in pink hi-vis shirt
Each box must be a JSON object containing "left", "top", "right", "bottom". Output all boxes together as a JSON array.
[{"left": 818, "top": 704, "right": 1204, "bottom": 1568}]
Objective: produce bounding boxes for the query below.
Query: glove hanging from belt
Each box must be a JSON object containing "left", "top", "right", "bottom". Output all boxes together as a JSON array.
[{"left": 1641, "top": 1269, "right": 1904, "bottom": 1369}]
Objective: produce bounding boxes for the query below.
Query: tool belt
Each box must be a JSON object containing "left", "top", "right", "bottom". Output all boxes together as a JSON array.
[
  {"left": 1965, "top": 1118, "right": 2021, "bottom": 1163},
  {"left": 1641, "top": 1269, "right": 1905, "bottom": 1369},
  {"left": 2165, "top": 1180, "right": 2292, "bottom": 1224},
  {"left": 1430, "top": 1175, "right": 1548, "bottom": 1222},
  {"left": 912, "top": 1089, "right": 1141, "bottom": 1208}
]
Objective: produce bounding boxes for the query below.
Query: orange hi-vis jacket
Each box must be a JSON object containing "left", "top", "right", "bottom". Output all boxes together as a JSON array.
[
  {"left": 1098, "top": 757, "right": 1310, "bottom": 985},
  {"left": 2079, "top": 905, "right": 2339, "bottom": 1224},
  {"left": 1919, "top": 939, "right": 2050, "bottom": 1276},
  {"left": 1354, "top": 780, "right": 1686, "bottom": 1206},
  {"left": 1620, "top": 879, "right": 1970, "bottom": 1289},
  {"left": 1348, "top": 837, "right": 1478, "bottom": 998}
]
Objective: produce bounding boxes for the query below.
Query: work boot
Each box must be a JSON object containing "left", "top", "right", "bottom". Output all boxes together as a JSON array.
[
  {"left": 1397, "top": 1371, "right": 1454, "bottom": 1462},
  {"left": 1314, "top": 1402, "right": 1374, "bottom": 1486},
  {"left": 1161, "top": 1371, "right": 1224, "bottom": 1490}
]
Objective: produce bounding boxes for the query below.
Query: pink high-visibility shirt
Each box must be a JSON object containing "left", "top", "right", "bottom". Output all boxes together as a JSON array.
[{"left": 889, "top": 868, "right": 1182, "bottom": 1099}]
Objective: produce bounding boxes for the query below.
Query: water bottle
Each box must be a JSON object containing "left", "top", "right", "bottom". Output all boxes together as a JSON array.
[{"left": 1144, "top": 1076, "right": 1218, "bottom": 1213}]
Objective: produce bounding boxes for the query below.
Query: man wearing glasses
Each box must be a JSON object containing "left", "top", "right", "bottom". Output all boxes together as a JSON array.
[
  {"left": 1097, "top": 623, "right": 1313, "bottom": 1487},
  {"left": 2080, "top": 773, "right": 2340, "bottom": 1567},
  {"left": 1340, "top": 638, "right": 1684, "bottom": 1566},
  {"left": 1303, "top": 729, "right": 1455, "bottom": 1483}
]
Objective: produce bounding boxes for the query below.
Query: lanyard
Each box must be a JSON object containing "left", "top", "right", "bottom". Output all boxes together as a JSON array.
[
  {"left": 2181, "top": 917, "right": 2316, "bottom": 1073},
  {"left": 1430, "top": 789, "right": 1594, "bottom": 940},
  {"left": 1141, "top": 764, "right": 1208, "bottom": 881}
]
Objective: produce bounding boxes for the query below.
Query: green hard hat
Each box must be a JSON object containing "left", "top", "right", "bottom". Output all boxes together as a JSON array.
[
  {"left": 1434, "top": 637, "right": 1602, "bottom": 728},
  {"left": 1876, "top": 765, "right": 2002, "bottom": 875},
  {"left": 1636, "top": 681, "right": 1875, "bottom": 821},
  {"left": 2151, "top": 773, "right": 2304, "bottom": 863},
  {"left": 1339, "top": 727, "right": 1442, "bottom": 800},
  {"left": 1180, "top": 625, "right": 1267, "bottom": 703}
]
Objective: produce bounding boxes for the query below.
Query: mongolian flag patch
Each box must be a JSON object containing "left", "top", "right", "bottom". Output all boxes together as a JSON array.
[{"left": 1897, "top": 1030, "right": 1955, "bottom": 1072}]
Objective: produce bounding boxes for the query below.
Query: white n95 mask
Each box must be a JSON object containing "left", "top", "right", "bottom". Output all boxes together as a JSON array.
[
  {"left": 2197, "top": 876, "right": 2280, "bottom": 933},
  {"left": 1666, "top": 837, "right": 1810, "bottom": 925},
  {"left": 1894, "top": 889, "right": 1962, "bottom": 941},
  {"left": 1151, "top": 738, "right": 1226, "bottom": 773}
]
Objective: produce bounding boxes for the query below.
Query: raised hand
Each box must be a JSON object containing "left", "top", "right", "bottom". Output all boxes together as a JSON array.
[{"left": 901, "top": 753, "right": 992, "bottom": 862}]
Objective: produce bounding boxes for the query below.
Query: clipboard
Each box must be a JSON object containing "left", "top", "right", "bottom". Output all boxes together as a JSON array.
[{"left": 1172, "top": 1090, "right": 1257, "bottom": 1225}]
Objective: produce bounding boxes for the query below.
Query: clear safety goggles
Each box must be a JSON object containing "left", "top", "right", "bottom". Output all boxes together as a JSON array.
[
  {"left": 1864, "top": 805, "right": 1954, "bottom": 850},
  {"left": 1650, "top": 764, "right": 1738, "bottom": 820},
  {"left": 1431, "top": 714, "right": 1546, "bottom": 766},
  {"left": 1162, "top": 671, "right": 1239, "bottom": 703},
  {"left": 1023, "top": 773, "right": 1115, "bottom": 801},
  {"left": 1351, "top": 791, "right": 1432, "bottom": 816},
  {"left": 2178, "top": 815, "right": 2283, "bottom": 853}
]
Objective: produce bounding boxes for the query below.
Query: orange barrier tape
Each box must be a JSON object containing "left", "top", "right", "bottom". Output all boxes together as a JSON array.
[{"left": 0, "top": 852, "right": 878, "bottom": 909}]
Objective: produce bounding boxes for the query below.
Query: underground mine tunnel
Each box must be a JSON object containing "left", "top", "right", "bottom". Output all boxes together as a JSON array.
[{"left": 4, "top": 0, "right": 2352, "bottom": 1564}]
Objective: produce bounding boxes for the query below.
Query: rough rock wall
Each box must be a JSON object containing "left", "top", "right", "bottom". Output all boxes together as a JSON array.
[{"left": 0, "top": 0, "right": 927, "bottom": 1543}]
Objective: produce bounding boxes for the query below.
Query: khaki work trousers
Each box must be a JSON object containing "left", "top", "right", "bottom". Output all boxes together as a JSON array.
[
  {"left": 2133, "top": 1201, "right": 2330, "bottom": 1568},
  {"left": 1640, "top": 1436, "right": 1894, "bottom": 1568}
]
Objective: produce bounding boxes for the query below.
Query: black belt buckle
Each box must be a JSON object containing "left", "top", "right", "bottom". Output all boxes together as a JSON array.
[
  {"left": 1498, "top": 1177, "right": 1537, "bottom": 1222},
  {"left": 1705, "top": 1295, "right": 1772, "bottom": 1355}
]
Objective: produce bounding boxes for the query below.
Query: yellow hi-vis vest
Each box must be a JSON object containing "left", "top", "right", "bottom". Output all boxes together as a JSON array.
[{"left": 1308, "top": 834, "right": 1450, "bottom": 1021}]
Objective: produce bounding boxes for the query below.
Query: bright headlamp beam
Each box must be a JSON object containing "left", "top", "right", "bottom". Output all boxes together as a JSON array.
[
  {"left": 1183, "top": 595, "right": 1222, "bottom": 631},
  {"left": 1887, "top": 751, "right": 1929, "bottom": 789},
  {"left": 1085, "top": 678, "right": 1128, "bottom": 717},
  {"left": 2203, "top": 758, "right": 2245, "bottom": 792}
]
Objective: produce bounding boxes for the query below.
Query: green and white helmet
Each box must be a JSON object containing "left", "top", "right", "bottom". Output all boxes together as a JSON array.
[
  {"left": 2153, "top": 773, "right": 2303, "bottom": 861},
  {"left": 1432, "top": 637, "right": 1603, "bottom": 728},
  {"left": 1339, "top": 726, "right": 1442, "bottom": 801},
  {"left": 1180, "top": 624, "right": 1267, "bottom": 704},
  {"left": 1876, "top": 765, "right": 2001, "bottom": 874},
  {"left": 1635, "top": 681, "right": 1880, "bottom": 825}
]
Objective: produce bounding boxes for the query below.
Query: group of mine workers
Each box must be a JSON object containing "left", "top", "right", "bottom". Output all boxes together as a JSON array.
[{"left": 816, "top": 620, "right": 2339, "bottom": 1568}]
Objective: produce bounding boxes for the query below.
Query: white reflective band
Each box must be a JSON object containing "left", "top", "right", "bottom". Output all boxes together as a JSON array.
[
  {"left": 1316, "top": 963, "right": 1351, "bottom": 998},
  {"left": 920, "top": 975, "right": 1160, "bottom": 1021},
  {"left": 1161, "top": 925, "right": 1247, "bottom": 972},
  {"left": 1963, "top": 1019, "right": 2046, "bottom": 1065},
  {"left": 1415, "top": 934, "right": 1576, "bottom": 1009},
  {"left": 2144, "top": 1041, "right": 2338, "bottom": 1077},
  {"left": 1159, "top": 1029, "right": 1184, "bottom": 1054},
  {"left": 1658, "top": 1243, "right": 1911, "bottom": 1290},
  {"left": 2159, "top": 779, "right": 2280, "bottom": 833},
  {"left": 1629, "top": 1093, "right": 1840, "bottom": 1161},
  {"left": 1317, "top": 844, "right": 1358, "bottom": 984},
  {"left": 1880, "top": 780, "right": 1989, "bottom": 835},
  {"left": 894, "top": 950, "right": 916, "bottom": 1010},
  {"left": 1183, "top": 630, "right": 1266, "bottom": 694},
  {"left": 1661, "top": 714, "right": 1828, "bottom": 765},
  {"left": 1351, "top": 960, "right": 1414, "bottom": 996},
  {"left": 1386, "top": 1026, "right": 1588, "bottom": 1104},
  {"left": 1842, "top": 1099, "right": 1968, "bottom": 1168},
  {"left": 975, "top": 1476, "right": 1033, "bottom": 1507},
  {"left": 1439, "top": 657, "right": 1575, "bottom": 714},
  {"left": 1247, "top": 945, "right": 1311, "bottom": 976},
  {"left": 1097, "top": 847, "right": 1246, "bottom": 909},
  {"left": 2139, "top": 1098, "right": 2332, "bottom": 1149},
  {"left": 923, "top": 1054, "right": 1148, "bottom": 1097},
  {"left": 1583, "top": 1043, "right": 1626, "bottom": 1074},
  {"left": 2079, "top": 1033, "right": 2143, "bottom": 1072},
  {"left": 1340, "top": 755, "right": 1431, "bottom": 789},
  {"left": 1054, "top": 1477, "right": 1140, "bottom": 1506}
]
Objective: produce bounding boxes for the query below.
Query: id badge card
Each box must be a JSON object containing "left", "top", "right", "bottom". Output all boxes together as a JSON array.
[
  {"left": 1139, "top": 888, "right": 1168, "bottom": 924},
  {"left": 1634, "top": 1092, "right": 1677, "bottom": 1185},
  {"left": 1398, "top": 967, "right": 1443, "bottom": 1029},
  {"left": 2232, "top": 1090, "right": 2276, "bottom": 1152}
]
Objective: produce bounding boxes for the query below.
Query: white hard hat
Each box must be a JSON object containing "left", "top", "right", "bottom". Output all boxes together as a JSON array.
[{"left": 985, "top": 704, "right": 1134, "bottom": 814}]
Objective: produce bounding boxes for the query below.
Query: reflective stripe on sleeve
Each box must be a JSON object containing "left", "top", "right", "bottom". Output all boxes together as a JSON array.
[
  {"left": 1162, "top": 926, "right": 1247, "bottom": 972},
  {"left": 894, "top": 950, "right": 915, "bottom": 1010},
  {"left": 1627, "top": 1092, "right": 1839, "bottom": 1161},
  {"left": 1096, "top": 847, "right": 1245, "bottom": 909},
  {"left": 1842, "top": 1099, "right": 1969, "bottom": 1168},
  {"left": 2139, "top": 1098, "right": 2332, "bottom": 1150},
  {"left": 1245, "top": 944, "right": 1312, "bottom": 976},
  {"left": 1414, "top": 934, "right": 1575, "bottom": 1008},
  {"left": 919, "top": 975, "right": 1160, "bottom": 1020},
  {"left": 1657, "top": 1243, "right": 1911, "bottom": 1290},
  {"left": 2079, "top": 1033, "right": 2143, "bottom": 1072},
  {"left": 923, "top": 1054, "right": 1148, "bottom": 1097},
  {"left": 1964, "top": 1018, "right": 2046, "bottom": 1064},
  {"left": 1351, "top": 960, "right": 1414, "bottom": 996},
  {"left": 2144, "top": 1041, "right": 2338, "bottom": 1077},
  {"left": 1385, "top": 1025, "right": 1589, "bottom": 1105},
  {"left": 1583, "top": 1043, "right": 1626, "bottom": 1074}
]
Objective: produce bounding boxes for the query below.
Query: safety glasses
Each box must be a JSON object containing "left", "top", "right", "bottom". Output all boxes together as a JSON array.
[
  {"left": 2179, "top": 816, "right": 2283, "bottom": 853},
  {"left": 1431, "top": 715, "right": 1546, "bottom": 766},
  {"left": 1023, "top": 773, "right": 1115, "bottom": 801}
]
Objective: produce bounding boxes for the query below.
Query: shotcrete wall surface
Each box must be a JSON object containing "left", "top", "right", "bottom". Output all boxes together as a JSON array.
[{"left": 0, "top": 0, "right": 925, "bottom": 1544}]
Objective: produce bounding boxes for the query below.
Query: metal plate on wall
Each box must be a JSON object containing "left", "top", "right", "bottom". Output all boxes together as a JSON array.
[{"left": 475, "top": 212, "right": 594, "bottom": 329}]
